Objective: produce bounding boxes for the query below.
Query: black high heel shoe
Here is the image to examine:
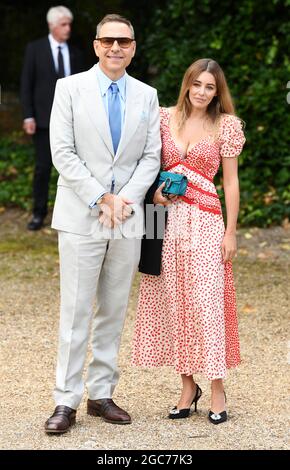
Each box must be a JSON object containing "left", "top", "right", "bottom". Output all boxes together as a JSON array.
[
  {"left": 208, "top": 391, "right": 227, "bottom": 425},
  {"left": 168, "top": 384, "right": 202, "bottom": 419}
]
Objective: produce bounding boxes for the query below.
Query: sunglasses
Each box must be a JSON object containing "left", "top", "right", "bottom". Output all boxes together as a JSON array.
[{"left": 96, "top": 37, "right": 135, "bottom": 49}]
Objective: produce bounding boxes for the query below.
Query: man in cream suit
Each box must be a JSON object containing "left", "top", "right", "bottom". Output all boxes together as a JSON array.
[{"left": 45, "top": 14, "right": 161, "bottom": 433}]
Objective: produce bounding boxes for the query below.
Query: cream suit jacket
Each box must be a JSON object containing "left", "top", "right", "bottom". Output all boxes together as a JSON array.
[{"left": 50, "top": 64, "right": 161, "bottom": 238}]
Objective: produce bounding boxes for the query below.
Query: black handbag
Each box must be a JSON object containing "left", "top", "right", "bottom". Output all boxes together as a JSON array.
[{"left": 139, "top": 176, "right": 168, "bottom": 276}]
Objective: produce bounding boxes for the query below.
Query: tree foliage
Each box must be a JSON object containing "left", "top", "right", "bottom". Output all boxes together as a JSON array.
[
  {"left": 0, "top": 0, "right": 289, "bottom": 226},
  {"left": 0, "top": 134, "right": 58, "bottom": 211},
  {"left": 142, "top": 0, "right": 290, "bottom": 226}
]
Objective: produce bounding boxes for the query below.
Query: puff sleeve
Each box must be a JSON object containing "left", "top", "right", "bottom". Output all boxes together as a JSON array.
[{"left": 220, "top": 114, "right": 246, "bottom": 158}]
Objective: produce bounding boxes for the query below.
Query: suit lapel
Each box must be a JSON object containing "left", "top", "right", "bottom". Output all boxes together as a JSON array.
[
  {"left": 44, "top": 37, "right": 58, "bottom": 78},
  {"left": 68, "top": 44, "right": 74, "bottom": 74},
  {"left": 68, "top": 44, "right": 80, "bottom": 74},
  {"left": 115, "top": 76, "right": 143, "bottom": 162},
  {"left": 79, "top": 65, "right": 114, "bottom": 156}
]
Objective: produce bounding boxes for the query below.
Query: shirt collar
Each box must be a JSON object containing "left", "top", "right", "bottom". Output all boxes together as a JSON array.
[
  {"left": 48, "top": 33, "right": 67, "bottom": 49},
  {"left": 96, "top": 63, "right": 126, "bottom": 101}
]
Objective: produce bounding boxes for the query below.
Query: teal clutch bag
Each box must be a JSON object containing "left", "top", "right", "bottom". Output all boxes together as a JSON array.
[{"left": 158, "top": 171, "right": 188, "bottom": 196}]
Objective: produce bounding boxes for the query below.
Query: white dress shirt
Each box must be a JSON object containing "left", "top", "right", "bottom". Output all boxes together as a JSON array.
[{"left": 48, "top": 33, "right": 71, "bottom": 77}]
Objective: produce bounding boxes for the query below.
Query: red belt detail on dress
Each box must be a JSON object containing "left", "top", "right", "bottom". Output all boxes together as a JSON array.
[
  {"left": 180, "top": 196, "right": 222, "bottom": 214},
  {"left": 164, "top": 161, "right": 213, "bottom": 182},
  {"left": 187, "top": 181, "right": 219, "bottom": 199}
]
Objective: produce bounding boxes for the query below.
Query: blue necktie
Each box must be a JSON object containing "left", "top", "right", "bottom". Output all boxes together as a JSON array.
[{"left": 108, "top": 82, "right": 121, "bottom": 154}]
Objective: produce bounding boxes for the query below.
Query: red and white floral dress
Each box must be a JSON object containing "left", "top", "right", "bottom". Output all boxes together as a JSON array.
[{"left": 131, "top": 107, "right": 246, "bottom": 380}]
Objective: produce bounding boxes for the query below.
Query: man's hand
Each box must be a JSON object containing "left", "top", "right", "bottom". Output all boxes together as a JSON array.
[
  {"left": 98, "top": 193, "right": 134, "bottom": 227},
  {"left": 23, "top": 119, "right": 36, "bottom": 135},
  {"left": 98, "top": 209, "right": 113, "bottom": 228}
]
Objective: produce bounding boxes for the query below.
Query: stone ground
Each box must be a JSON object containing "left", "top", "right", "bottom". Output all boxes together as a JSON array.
[{"left": 0, "top": 209, "right": 289, "bottom": 450}]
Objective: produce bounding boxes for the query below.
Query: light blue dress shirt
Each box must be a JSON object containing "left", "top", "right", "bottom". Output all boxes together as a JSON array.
[
  {"left": 48, "top": 33, "right": 71, "bottom": 77},
  {"left": 96, "top": 63, "right": 126, "bottom": 128},
  {"left": 89, "top": 63, "right": 127, "bottom": 208}
]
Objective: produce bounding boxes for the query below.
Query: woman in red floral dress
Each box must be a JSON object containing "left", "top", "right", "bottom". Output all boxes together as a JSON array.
[{"left": 132, "top": 58, "right": 246, "bottom": 425}]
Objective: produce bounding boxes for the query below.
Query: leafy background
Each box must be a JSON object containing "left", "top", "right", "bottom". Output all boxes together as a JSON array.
[{"left": 0, "top": 0, "right": 289, "bottom": 226}]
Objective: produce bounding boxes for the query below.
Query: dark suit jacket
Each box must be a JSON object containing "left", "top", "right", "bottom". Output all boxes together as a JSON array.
[
  {"left": 138, "top": 175, "right": 168, "bottom": 276},
  {"left": 20, "top": 36, "right": 85, "bottom": 129}
]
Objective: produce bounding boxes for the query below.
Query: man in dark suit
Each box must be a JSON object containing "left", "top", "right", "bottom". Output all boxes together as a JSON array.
[{"left": 21, "top": 5, "right": 84, "bottom": 230}]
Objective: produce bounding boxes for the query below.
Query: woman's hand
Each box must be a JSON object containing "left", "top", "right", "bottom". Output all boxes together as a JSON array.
[
  {"left": 221, "top": 233, "right": 237, "bottom": 262},
  {"left": 153, "top": 182, "right": 178, "bottom": 206}
]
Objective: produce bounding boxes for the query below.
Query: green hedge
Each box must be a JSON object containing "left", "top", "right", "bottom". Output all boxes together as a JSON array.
[
  {"left": 1, "top": 0, "right": 290, "bottom": 226},
  {"left": 0, "top": 133, "right": 58, "bottom": 211},
  {"left": 141, "top": 0, "right": 290, "bottom": 226},
  {"left": 0, "top": 128, "right": 288, "bottom": 227}
]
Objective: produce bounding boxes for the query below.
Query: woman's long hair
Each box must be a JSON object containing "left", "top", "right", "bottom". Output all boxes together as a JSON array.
[{"left": 176, "top": 58, "right": 235, "bottom": 130}]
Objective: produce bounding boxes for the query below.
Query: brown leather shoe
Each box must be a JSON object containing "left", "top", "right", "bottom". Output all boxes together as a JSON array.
[
  {"left": 87, "top": 398, "right": 131, "bottom": 424},
  {"left": 45, "top": 405, "right": 76, "bottom": 434}
]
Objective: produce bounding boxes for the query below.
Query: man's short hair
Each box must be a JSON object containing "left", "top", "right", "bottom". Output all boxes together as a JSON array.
[
  {"left": 46, "top": 6, "right": 73, "bottom": 26},
  {"left": 96, "top": 14, "right": 135, "bottom": 39}
]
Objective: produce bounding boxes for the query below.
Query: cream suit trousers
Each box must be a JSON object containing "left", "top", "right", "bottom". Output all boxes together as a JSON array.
[{"left": 54, "top": 231, "right": 141, "bottom": 409}]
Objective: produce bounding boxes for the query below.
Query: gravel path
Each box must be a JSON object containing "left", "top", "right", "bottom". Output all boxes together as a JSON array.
[{"left": 0, "top": 210, "right": 289, "bottom": 450}]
